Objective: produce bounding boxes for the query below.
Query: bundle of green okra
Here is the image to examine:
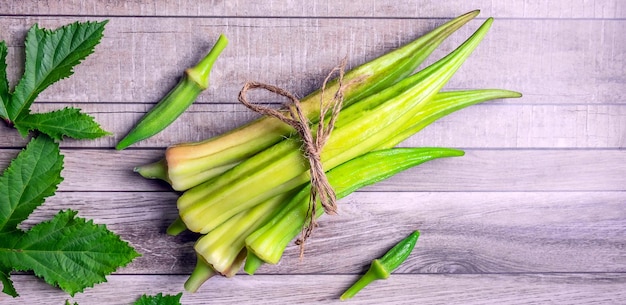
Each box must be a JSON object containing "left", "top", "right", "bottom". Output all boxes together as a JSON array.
[{"left": 130, "top": 10, "right": 521, "bottom": 292}]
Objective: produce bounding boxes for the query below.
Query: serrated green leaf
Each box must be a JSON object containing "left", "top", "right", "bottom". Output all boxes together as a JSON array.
[
  {"left": 0, "top": 135, "right": 63, "bottom": 233},
  {"left": 0, "top": 41, "right": 9, "bottom": 120},
  {"left": 15, "top": 107, "right": 111, "bottom": 140},
  {"left": 0, "top": 266, "right": 17, "bottom": 297},
  {"left": 134, "top": 292, "right": 183, "bottom": 305},
  {"left": 9, "top": 20, "right": 107, "bottom": 121},
  {"left": 0, "top": 230, "right": 24, "bottom": 297},
  {"left": 1, "top": 209, "right": 140, "bottom": 296}
]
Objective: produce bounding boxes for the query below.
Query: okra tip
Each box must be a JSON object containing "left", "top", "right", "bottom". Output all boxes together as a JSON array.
[
  {"left": 464, "top": 9, "right": 481, "bottom": 18},
  {"left": 407, "top": 230, "right": 420, "bottom": 243}
]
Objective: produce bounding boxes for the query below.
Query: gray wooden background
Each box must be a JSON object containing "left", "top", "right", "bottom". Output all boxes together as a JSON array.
[{"left": 1, "top": 1, "right": 625, "bottom": 304}]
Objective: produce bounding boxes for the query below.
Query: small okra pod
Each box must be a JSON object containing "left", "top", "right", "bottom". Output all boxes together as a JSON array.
[
  {"left": 116, "top": 34, "right": 228, "bottom": 150},
  {"left": 340, "top": 230, "right": 420, "bottom": 301}
]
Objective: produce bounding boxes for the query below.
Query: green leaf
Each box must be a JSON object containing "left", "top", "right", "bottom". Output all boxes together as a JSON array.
[
  {"left": 0, "top": 135, "right": 63, "bottom": 233},
  {"left": 1, "top": 210, "right": 140, "bottom": 296},
  {"left": 0, "top": 20, "right": 139, "bottom": 298},
  {"left": 0, "top": 266, "right": 17, "bottom": 297},
  {"left": 15, "top": 107, "right": 111, "bottom": 140},
  {"left": 134, "top": 293, "right": 183, "bottom": 305},
  {"left": 0, "top": 41, "right": 9, "bottom": 120},
  {"left": 9, "top": 20, "right": 107, "bottom": 121}
]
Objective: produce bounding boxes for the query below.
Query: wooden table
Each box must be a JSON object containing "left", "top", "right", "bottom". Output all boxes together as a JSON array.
[{"left": 1, "top": 1, "right": 625, "bottom": 304}]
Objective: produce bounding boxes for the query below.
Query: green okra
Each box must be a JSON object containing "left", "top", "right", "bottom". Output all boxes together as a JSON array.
[
  {"left": 242, "top": 87, "right": 520, "bottom": 268},
  {"left": 173, "top": 87, "right": 520, "bottom": 286},
  {"left": 185, "top": 147, "right": 462, "bottom": 291},
  {"left": 340, "top": 231, "right": 420, "bottom": 300},
  {"left": 178, "top": 18, "right": 494, "bottom": 235},
  {"left": 155, "top": 10, "right": 480, "bottom": 191},
  {"left": 245, "top": 148, "right": 462, "bottom": 266},
  {"left": 116, "top": 34, "right": 228, "bottom": 150},
  {"left": 381, "top": 88, "right": 522, "bottom": 150},
  {"left": 192, "top": 190, "right": 297, "bottom": 274}
]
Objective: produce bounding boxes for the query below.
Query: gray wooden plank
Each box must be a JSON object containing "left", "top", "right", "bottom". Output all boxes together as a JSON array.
[
  {"left": 0, "top": 149, "right": 620, "bottom": 192},
  {"left": 20, "top": 191, "right": 626, "bottom": 274},
  {"left": 2, "top": 0, "right": 625, "bottom": 19},
  {"left": 0, "top": 17, "right": 623, "bottom": 106},
  {"left": 0, "top": 1, "right": 624, "bottom": 304},
  {"left": 3, "top": 103, "right": 624, "bottom": 149},
  {"left": 4, "top": 273, "right": 626, "bottom": 305}
]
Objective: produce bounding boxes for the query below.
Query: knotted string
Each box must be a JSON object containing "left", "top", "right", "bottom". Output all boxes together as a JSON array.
[{"left": 238, "top": 59, "right": 348, "bottom": 257}]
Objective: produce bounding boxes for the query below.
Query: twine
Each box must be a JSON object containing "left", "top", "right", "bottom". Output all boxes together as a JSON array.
[{"left": 238, "top": 59, "right": 349, "bottom": 257}]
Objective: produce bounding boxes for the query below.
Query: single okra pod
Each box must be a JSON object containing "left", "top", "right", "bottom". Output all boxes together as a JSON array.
[
  {"left": 116, "top": 34, "right": 228, "bottom": 150},
  {"left": 340, "top": 230, "right": 420, "bottom": 301}
]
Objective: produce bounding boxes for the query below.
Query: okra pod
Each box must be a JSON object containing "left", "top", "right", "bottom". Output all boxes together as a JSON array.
[
  {"left": 135, "top": 88, "right": 520, "bottom": 186},
  {"left": 245, "top": 148, "right": 461, "bottom": 265},
  {"left": 242, "top": 88, "right": 520, "bottom": 271},
  {"left": 192, "top": 190, "right": 297, "bottom": 274},
  {"left": 381, "top": 88, "right": 522, "bottom": 149},
  {"left": 160, "top": 10, "right": 480, "bottom": 191},
  {"left": 116, "top": 34, "right": 228, "bottom": 150},
  {"left": 179, "top": 18, "right": 494, "bottom": 234},
  {"left": 340, "top": 231, "right": 420, "bottom": 300}
]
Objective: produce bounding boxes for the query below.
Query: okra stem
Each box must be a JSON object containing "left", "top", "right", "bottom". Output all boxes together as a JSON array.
[
  {"left": 184, "top": 256, "right": 216, "bottom": 293},
  {"left": 243, "top": 251, "right": 265, "bottom": 275},
  {"left": 133, "top": 159, "right": 170, "bottom": 182},
  {"left": 166, "top": 216, "right": 187, "bottom": 236},
  {"left": 340, "top": 231, "right": 420, "bottom": 300},
  {"left": 116, "top": 34, "right": 228, "bottom": 150},
  {"left": 339, "top": 263, "right": 382, "bottom": 301}
]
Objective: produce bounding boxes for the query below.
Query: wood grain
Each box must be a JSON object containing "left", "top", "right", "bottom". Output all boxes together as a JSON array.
[
  {"left": 21, "top": 191, "right": 625, "bottom": 274},
  {"left": 0, "top": 149, "right": 626, "bottom": 192},
  {"left": 2, "top": 0, "right": 625, "bottom": 19},
  {"left": 0, "top": 149, "right": 621, "bottom": 192},
  {"left": 2, "top": 103, "right": 625, "bottom": 149},
  {"left": 0, "top": 0, "right": 624, "bottom": 304},
  {"left": 4, "top": 273, "right": 626, "bottom": 305},
  {"left": 0, "top": 17, "right": 624, "bottom": 106}
]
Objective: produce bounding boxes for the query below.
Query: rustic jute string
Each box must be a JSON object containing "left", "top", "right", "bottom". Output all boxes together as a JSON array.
[{"left": 238, "top": 59, "right": 350, "bottom": 257}]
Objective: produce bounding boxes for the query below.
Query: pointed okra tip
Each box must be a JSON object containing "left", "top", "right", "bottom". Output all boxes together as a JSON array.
[{"left": 466, "top": 9, "right": 481, "bottom": 18}]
